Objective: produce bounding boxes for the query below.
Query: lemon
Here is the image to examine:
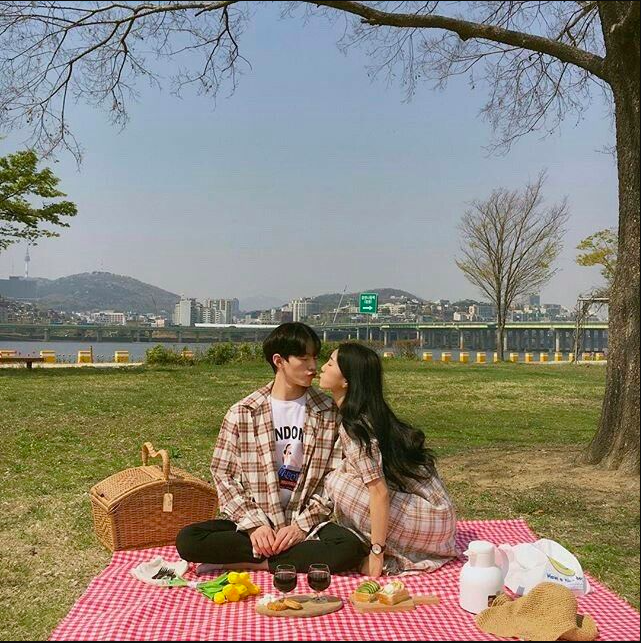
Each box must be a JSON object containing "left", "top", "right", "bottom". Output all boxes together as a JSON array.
[{"left": 213, "top": 592, "right": 226, "bottom": 605}]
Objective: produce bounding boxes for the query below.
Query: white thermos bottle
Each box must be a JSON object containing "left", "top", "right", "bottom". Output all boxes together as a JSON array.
[{"left": 459, "top": 540, "right": 506, "bottom": 614}]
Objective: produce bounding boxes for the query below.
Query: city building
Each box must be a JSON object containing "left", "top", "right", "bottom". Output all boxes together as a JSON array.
[
  {"left": 173, "top": 297, "right": 198, "bottom": 326},
  {"left": 469, "top": 303, "right": 497, "bottom": 321},
  {"left": 91, "top": 310, "right": 126, "bottom": 325},
  {"left": 202, "top": 298, "right": 240, "bottom": 324},
  {"left": 290, "top": 297, "right": 321, "bottom": 322}
]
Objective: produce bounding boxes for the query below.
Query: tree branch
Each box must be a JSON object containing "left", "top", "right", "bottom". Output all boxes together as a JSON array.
[{"left": 311, "top": 1, "right": 608, "bottom": 80}]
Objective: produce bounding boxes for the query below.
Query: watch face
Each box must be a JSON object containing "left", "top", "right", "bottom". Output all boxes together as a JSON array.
[{"left": 371, "top": 544, "right": 383, "bottom": 555}]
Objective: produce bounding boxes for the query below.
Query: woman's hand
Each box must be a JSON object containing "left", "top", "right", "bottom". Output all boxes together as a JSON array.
[{"left": 368, "top": 552, "right": 384, "bottom": 578}]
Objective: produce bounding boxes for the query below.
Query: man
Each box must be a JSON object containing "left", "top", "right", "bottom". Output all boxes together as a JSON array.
[{"left": 176, "top": 322, "right": 366, "bottom": 572}]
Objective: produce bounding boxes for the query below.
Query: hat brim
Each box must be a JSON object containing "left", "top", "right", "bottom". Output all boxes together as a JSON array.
[{"left": 561, "top": 614, "right": 599, "bottom": 641}]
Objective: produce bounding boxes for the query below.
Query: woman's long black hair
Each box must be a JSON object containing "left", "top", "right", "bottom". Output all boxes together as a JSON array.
[{"left": 337, "top": 342, "right": 437, "bottom": 492}]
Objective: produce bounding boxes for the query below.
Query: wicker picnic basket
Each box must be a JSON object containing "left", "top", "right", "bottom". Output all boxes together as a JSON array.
[{"left": 90, "top": 442, "right": 218, "bottom": 551}]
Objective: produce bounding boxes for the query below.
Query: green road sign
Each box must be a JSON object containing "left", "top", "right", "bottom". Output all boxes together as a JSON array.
[{"left": 359, "top": 292, "right": 378, "bottom": 314}]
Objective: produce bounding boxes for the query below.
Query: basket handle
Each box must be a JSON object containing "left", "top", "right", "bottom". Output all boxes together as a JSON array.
[{"left": 141, "top": 442, "right": 170, "bottom": 481}]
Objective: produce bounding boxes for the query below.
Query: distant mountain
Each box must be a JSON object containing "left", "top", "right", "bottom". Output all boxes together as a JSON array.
[
  {"left": 311, "top": 288, "right": 424, "bottom": 312},
  {"left": 239, "top": 295, "right": 285, "bottom": 313},
  {"left": 31, "top": 272, "right": 180, "bottom": 313}
]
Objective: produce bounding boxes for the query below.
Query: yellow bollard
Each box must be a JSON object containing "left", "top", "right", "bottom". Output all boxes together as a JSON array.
[
  {"left": 422, "top": 351, "right": 433, "bottom": 362},
  {"left": 459, "top": 351, "right": 469, "bottom": 364},
  {"left": 554, "top": 352, "right": 563, "bottom": 362},
  {"left": 568, "top": 352, "right": 575, "bottom": 362},
  {"left": 476, "top": 352, "right": 486, "bottom": 364},
  {"left": 493, "top": 352, "right": 499, "bottom": 363},
  {"left": 114, "top": 350, "right": 130, "bottom": 363},
  {"left": 509, "top": 352, "right": 519, "bottom": 363},
  {"left": 525, "top": 352, "right": 534, "bottom": 363},
  {"left": 441, "top": 351, "right": 452, "bottom": 363},
  {"left": 539, "top": 352, "right": 549, "bottom": 363},
  {"left": 582, "top": 352, "right": 592, "bottom": 361},
  {"left": 40, "top": 350, "right": 56, "bottom": 363},
  {"left": 181, "top": 349, "right": 194, "bottom": 360},
  {"left": 595, "top": 352, "right": 605, "bottom": 361},
  {"left": 77, "top": 350, "right": 93, "bottom": 364},
  {"left": 383, "top": 351, "right": 394, "bottom": 358}
]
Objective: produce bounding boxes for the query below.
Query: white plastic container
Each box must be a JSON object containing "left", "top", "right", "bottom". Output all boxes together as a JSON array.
[{"left": 459, "top": 540, "right": 506, "bottom": 614}]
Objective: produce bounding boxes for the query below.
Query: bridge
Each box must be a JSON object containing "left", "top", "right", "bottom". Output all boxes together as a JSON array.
[{"left": 0, "top": 321, "right": 609, "bottom": 352}]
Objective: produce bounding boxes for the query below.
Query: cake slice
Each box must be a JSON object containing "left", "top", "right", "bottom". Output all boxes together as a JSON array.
[{"left": 376, "top": 581, "right": 411, "bottom": 606}]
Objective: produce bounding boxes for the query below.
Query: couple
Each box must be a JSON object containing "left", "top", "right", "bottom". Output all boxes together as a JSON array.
[{"left": 176, "top": 323, "right": 457, "bottom": 577}]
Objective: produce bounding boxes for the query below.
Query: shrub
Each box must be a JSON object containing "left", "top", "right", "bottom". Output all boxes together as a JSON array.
[
  {"left": 234, "top": 342, "right": 263, "bottom": 363},
  {"left": 318, "top": 341, "right": 340, "bottom": 362},
  {"left": 205, "top": 342, "right": 237, "bottom": 365},
  {"left": 393, "top": 339, "right": 419, "bottom": 360},
  {"left": 145, "top": 344, "right": 182, "bottom": 365}
]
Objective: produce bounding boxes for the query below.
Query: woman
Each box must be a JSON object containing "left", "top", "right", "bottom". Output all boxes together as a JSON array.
[{"left": 319, "top": 343, "right": 457, "bottom": 577}]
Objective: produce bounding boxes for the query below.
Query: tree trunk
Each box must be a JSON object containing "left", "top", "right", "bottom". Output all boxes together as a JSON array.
[
  {"left": 586, "top": 3, "right": 640, "bottom": 473},
  {"left": 496, "top": 317, "right": 506, "bottom": 361}
]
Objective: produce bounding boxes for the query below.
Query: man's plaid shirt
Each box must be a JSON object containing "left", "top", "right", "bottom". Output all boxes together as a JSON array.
[{"left": 210, "top": 382, "right": 342, "bottom": 534}]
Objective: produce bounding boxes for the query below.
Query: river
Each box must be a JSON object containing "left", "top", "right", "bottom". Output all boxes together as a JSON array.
[{"left": 0, "top": 340, "right": 576, "bottom": 363}]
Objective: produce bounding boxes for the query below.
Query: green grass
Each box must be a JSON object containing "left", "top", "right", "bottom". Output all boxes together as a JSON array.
[{"left": 1, "top": 361, "right": 638, "bottom": 640}]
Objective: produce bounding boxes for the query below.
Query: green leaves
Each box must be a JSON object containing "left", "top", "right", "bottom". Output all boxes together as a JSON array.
[
  {"left": 576, "top": 228, "right": 618, "bottom": 288},
  {"left": 0, "top": 149, "right": 77, "bottom": 251}
]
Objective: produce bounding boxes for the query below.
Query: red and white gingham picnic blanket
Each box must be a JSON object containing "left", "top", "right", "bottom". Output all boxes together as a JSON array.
[{"left": 50, "top": 519, "right": 640, "bottom": 641}]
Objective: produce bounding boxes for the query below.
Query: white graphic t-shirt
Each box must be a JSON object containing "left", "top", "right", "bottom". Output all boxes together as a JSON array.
[{"left": 270, "top": 393, "right": 306, "bottom": 509}]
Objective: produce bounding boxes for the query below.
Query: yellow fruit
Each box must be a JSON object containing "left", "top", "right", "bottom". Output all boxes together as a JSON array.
[
  {"left": 227, "top": 572, "right": 240, "bottom": 584},
  {"left": 214, "top": 592, "right": 226, "bottom": 604},
  {"left": 548, "top": 556, "right": 575, "bottom": 577}
]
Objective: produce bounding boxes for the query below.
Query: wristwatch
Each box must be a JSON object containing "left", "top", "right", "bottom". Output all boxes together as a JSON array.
[{"left": 370, "top": 543, "right": 386, "bottom": 555}]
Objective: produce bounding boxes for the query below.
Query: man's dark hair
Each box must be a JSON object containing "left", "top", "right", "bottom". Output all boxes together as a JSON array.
[{"left": 263, "top": 322, "right": 321, "bottom": 373}]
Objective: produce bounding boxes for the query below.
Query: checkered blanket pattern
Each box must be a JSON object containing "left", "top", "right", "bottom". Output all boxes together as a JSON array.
[{"left": 50, "top": 519, "right": 640, "bottom": 641}]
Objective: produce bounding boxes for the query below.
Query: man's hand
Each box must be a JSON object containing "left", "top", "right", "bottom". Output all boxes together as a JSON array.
[
  {"left": 249, "top": 525, "right": 277, "bottom": 558},
  {"left": 271, "top": 524, "right": 306, "bottom": 555}
]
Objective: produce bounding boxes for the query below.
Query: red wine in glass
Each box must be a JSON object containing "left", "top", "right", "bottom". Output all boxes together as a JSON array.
[
  {"left": 273, "top": 564, "right": 297, "bottom": 596},
  {"left": 307, "top": 564, "right": 331, "bottom": 602}
]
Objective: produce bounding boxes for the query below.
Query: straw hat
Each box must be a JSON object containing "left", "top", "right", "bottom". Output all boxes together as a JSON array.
[{"left": 475, "top": 582, "right": 598, "bottom": 641}]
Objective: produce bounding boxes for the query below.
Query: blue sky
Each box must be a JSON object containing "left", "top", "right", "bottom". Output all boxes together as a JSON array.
[{"left": 0, "top": 6, "right": 617, "bottom": 308}]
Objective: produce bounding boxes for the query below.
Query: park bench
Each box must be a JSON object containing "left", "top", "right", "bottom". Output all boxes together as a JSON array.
[{"left": 0, "top": 356, "right": 46, "bottom": 369}]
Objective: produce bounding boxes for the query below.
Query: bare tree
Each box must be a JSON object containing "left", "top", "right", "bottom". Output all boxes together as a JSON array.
[
  {"left": 0, "top": 1, "right": 638, "bottom": 472},
  {"left": 456, "top": 173, "right": 568, "bottom": 360}
]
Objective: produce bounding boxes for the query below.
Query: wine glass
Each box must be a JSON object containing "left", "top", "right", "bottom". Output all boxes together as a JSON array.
[
  {"left": 273, "top": 564, "right": 297, "bottom": 599},
  {"left": 307, "top": 563, "right": 331, "bottom": 603}
]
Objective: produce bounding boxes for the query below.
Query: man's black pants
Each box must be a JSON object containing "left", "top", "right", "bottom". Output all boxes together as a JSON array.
[{"left": 176, "top": 519, "right": 367, "bottom": 573}]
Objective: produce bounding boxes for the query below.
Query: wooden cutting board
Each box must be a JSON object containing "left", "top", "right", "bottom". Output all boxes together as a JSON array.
[
  {"left": 256, "top": 594, "right": 343, "bottom": 618},
  {"left": 349, "top": 593, "right": 440, "bottom": 613}
]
